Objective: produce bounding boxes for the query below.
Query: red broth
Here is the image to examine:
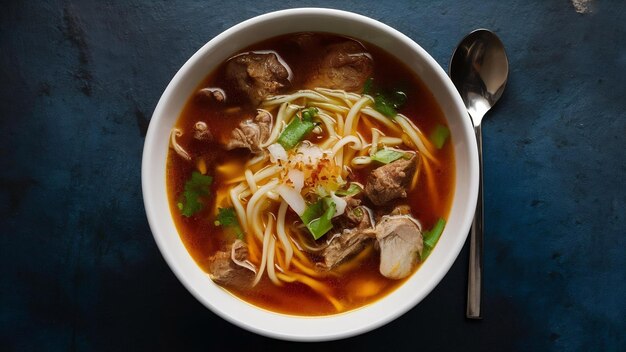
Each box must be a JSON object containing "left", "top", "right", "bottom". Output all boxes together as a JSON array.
[{"left": 166, "top": 33, "right": 455, "bottom": 315}]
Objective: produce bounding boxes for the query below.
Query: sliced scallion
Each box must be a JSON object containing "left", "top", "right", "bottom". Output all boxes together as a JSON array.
[
  {"left": 335, "top": 183, "right": 363, "bottom": 197},
  {"left": 277, "top": 107, "right": 319, "bottom": 150},
  {"left": 421, "top": 218, "right": 446, "bottom": 259},
  {"left": 300, "top": 197, "right": 336, "bottom": 240},
  {"left": 371, "top": 149, "right": 408, "bottom": 164},
  {"left": 429, "top": 124, "right": 450, "bottom": 149}
]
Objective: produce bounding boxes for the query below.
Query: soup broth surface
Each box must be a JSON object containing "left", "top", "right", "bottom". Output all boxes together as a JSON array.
[{"left": 167, "top": 33, "right": 455, "bottom": 315}]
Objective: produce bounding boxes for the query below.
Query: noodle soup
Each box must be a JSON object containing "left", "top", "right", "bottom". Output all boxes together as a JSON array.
[{"left": 166, "top": 33, "right": 454, "bottom": 315}]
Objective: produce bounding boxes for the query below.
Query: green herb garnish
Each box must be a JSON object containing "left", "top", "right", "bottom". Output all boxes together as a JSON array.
[
  {"left": 429, "top": 124, "right": 450, "bottom": 149},
  {"left": 363, "top": 79, "right": 408, "bottom": 118},
  {"left": 214, "top": 207, "right": 244, "bottom": 239},
  {"left": 277, "top": 107, "right": 319, "bottom": 150},
  {"left": 300, "top": 197, "right": 336, "bottom": 240},
  {"left": 421, "top": 218, "right": 446, "bottom": 259},
  {"left": 371, "top": 149, "right": 409, "bottom": 164},
  {"left": 177, "top": 172, "right": 213, "bottom": 217},
  {"left": 335, "top": 183, "right": 363, "bottom": 197}
]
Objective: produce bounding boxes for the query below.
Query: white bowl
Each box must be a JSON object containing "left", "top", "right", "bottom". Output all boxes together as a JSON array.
[{"left": 142, "top": 8, "right": 478, "bottom": 341}]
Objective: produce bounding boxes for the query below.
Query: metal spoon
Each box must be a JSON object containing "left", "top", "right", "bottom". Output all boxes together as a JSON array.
[{"left": 449, "top": 29, "right": 509, "bottom": 319}]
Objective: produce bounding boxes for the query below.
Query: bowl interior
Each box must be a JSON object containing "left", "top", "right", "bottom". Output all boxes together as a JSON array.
[{"left": 142, "top": 8, "right": 478, "bottom": 341}]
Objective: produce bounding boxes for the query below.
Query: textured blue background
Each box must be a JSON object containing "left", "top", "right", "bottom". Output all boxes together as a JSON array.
[{"left": 1, "top": 1, "right": 624, "bottom": 351}]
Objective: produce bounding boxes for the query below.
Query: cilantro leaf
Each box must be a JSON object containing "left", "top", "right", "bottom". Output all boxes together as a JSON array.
[
  {"left": 214, "top": 207, "right": 244, "bottom": 239},
  {"left": 177, "top": 171, "right": 213, "bottom": 217},
  {"left": 374, "top": 98, "right": 398, "bottom": 118},
  {"left": 363, "top": 78, "right": 408, "bottom": 118}
]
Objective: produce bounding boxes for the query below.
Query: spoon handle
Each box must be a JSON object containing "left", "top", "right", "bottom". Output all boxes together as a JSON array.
[{"left": 467, "top": 124, "right": 484, "bottom": 319}]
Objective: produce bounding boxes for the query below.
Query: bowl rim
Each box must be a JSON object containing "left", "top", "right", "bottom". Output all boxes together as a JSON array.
[{"left": 142, "top": 7, "right": 478, "bottom": 341}]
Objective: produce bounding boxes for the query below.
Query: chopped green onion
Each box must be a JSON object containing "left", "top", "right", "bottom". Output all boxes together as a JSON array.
[
  {"left": 335, "top": 182, "right": 363, "bottom": 197},
  {"left": 421, "top": 218, "right": 446, "bottom": 259},
  {"left": 301, "top": 107, "right": 317, "bottom": 120},
  {"left": 277, "top": 107, "right": 319, "bottom": 150},
  {"left": 424, "top": 218, "right": 446, "bottom": 247},
  {"left": 429, "top": 124, "right": 450, "bottom": 149},
  {"left": 214, "top": 207, "right": 244, "bottom": 239},
  {"left": 300, "top": 199, "right": 323, "bottom": 224},
  {"left": 300, "top": 197, "right": 336, "bottom": 240},
  {"left": 177, "top": 172, "right": 213, "bottom": 217},
  {"left": 371, "top": 149, "right": 408, "bottom": 164}
]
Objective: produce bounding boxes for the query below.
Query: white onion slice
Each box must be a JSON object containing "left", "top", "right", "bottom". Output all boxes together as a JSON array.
[
  {"left": 267, "top": 143, "right": 288, "bottom": 163},
  {"left": 295, "top": 141, "right": 325, "bottom": 165},
  {"left": 276, "top": 185, "right": 306, "bottom": 216},
  {"left": 331, "top": 192, "right": 347, "bottom": 218},
  {"left": 287, "top": 169, "right": 304, "bottom": 192}
]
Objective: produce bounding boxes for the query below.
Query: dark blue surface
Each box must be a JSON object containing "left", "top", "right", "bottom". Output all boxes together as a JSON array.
[{"left": 1, "top": 1, "right": 625, "bottom": 351}]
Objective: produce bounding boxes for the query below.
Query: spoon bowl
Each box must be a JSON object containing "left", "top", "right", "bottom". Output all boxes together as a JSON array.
[
  {"left": 449, "top": 29, "right": 509, "bottom": 319},
  {"left": 450, "top": 29, "right": 509, "bottom": 126}
]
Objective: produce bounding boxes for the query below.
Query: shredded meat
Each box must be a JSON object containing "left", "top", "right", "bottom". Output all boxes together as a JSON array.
[
  {"left": 193, "top": 122, "right": 212, "bottom": 141},
  {"left": 225, "top": 110, "right": 272, "bottom": 152},
  {"left": 306, "top": 41, "right": 373, "bottom": 91},
  {"left": 365, "top": 156, "right": 419, "bottom": 206},
  {"left": 208, "top": 240, "right": 255, "bottom": 290},
  {"left": 225, "top": 52, "right": 290, "bottom": 105},
  {"left": 375, "top": 216, "right": 423, "bottom": 279},
  {"left": 196, "top": 88, "right": 225, "bottom": 102}
]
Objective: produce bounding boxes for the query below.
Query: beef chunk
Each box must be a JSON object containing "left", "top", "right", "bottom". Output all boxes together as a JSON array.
[
  {"left": 291, "top": 33, "right": 320, "bottom": 52},
  {"left": 208, "top": 240, "right": 255, "bottom": 289},
  {"left": 365, "top": 156, "right": 419, "bottom": 206},
  {"left": 318, "top": 209, "right": 375, "bottom": 270},
  {"left": 318, "top": 230, "right": 373, "bottom": 270},
  {"left": 375, "top": 216, "right": 423, "bottom": 279},
  {"left": 225, "top": 110, "right": 272, "bottom": 152},
  {"left": 337, "top": 196, "right": 370, "bottom": 229},
  {"left": 306, "top": 41, "right": 373, "bottom": 91},
  {"left": 226, "top": 52, "right": 290, "bottom": 105},
  {"left": 390, "top": 204, "right": 411, "bottom": 216}
]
